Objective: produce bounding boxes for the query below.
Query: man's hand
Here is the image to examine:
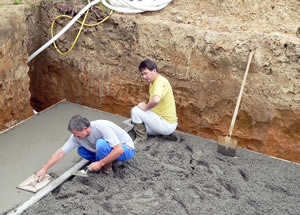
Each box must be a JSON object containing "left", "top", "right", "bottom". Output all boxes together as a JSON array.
[
  {"left": 36, "top": 167, "right": 47, "bottom": 181},
  {"left": 88, "top": 160, "right": 105, "bottom": 172},
  {"left": 137, "top": 96, "right": 160, "bottom": 111},
  {"left": 88, "top": 144, "right": 124, "bottom": 172},
  {"left": 138, "top": 102, "right": 147, "bottom": 110}
]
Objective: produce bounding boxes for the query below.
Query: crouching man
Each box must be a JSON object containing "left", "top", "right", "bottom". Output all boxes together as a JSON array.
[
  {"left": 131, "top": 59, "right": 178, "bottom": 143},
  {"left": 36, "top": 115, "right": 135, "bottom": 180}
]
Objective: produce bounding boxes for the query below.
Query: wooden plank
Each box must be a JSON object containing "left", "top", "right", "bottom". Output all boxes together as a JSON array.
[
  {"left": 123, "top": 119, "right": 134, "bottom": 132},
  {"left": 0, "top": 99, "right": 67, "bottom": 135},
  {"left": 0, "top": 0, "right": 14, "bottom": 5}
]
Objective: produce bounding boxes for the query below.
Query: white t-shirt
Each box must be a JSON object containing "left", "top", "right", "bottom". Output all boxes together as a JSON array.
[{"left": 61, "top": 120, "right": 134, "bottom": 153}]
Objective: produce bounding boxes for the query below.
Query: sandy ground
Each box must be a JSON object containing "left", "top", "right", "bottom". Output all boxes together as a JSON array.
[{"left": 14, "top": 133, "right": 300, "bottom": 215}]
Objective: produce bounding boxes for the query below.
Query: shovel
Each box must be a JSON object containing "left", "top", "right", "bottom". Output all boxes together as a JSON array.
[{"left": 218, "top": 51, "right": 254, "bottom": 157}]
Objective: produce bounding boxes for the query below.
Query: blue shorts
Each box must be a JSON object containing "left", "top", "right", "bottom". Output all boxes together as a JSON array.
[{"left": 77, "top": 138, "right": 135, "bottom": 162}]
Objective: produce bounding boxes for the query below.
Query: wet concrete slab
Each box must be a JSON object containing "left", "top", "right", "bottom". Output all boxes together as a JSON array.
[{"left": 0, "top": 101, "right": 128, "bottom": 213}]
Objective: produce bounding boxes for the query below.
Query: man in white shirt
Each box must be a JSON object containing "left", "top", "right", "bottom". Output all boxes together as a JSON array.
[{"left": 36, "top": 115, "right": 135, "bottom": 180}]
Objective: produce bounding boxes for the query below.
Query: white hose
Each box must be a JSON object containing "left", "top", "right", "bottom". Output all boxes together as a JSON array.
[
  {"left": 27, "top": 0, "right": 101, "bottom": 63},
  {"left": 28, "top": 0, "right": 172, "bottom": 63},
  {"left": 102, "top": 0, "right": 172, "bottom": 13},
  {"left": 27, "top": 0, "right": 172, "bottom": 115}
]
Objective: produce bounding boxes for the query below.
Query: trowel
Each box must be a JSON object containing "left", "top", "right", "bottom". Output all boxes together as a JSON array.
[
  {"left": 72, "top": 166, "right": 90, "bottom": 177},
  {"left": 17, "top": 174, "right": 52, "bottom": 193}
]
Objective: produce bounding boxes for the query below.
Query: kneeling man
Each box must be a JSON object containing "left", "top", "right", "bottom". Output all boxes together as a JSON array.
[{"left": 36, "top": 115, "right": 135, "bottom": 180}]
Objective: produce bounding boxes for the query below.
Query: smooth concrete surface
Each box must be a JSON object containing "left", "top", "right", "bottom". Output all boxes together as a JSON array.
[{"left": 0, "top": 101, "right": 128, "bottom": 213}]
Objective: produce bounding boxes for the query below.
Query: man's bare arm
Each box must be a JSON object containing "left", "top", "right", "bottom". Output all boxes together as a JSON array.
[
  {"left": 138, "top": 95, "right": 161, "bottom": 111},
  {"left": 36, "top": 148, "right": 65, "bottom": 180}
]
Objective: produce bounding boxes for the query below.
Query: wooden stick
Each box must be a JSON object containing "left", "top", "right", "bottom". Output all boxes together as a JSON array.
[
  {"left": 228, "top": 51, "right": 254, "bottom": 137},
  {"left": 0, "top": 99, "right": 67, "bottom": 135}
]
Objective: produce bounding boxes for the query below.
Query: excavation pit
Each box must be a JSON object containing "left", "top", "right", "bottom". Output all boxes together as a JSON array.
[{"left": 1, "top": 101, "right": 299, "bottom": 214}]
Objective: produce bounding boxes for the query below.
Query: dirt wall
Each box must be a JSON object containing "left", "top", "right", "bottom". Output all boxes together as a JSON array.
[
  {"left": 0, "top": 5, "right": 33, "bottom": 131},
  {"left": 0, "top": 1, "right": 297, "bottom": 162},
  {"left": 25, "top": 1, "right": 300, "bottom": 163}
]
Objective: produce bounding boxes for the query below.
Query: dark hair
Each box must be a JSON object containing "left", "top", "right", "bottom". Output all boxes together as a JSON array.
[
  {"left": 68, "top": 115, "right": 90, "bottom": 132},
  {"left": 139, "top": 59, "right": 159, "bottom": 73}
]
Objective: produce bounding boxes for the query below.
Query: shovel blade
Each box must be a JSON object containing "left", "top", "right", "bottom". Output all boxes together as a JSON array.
[{"left": 218, "top": 136, "right": 237, "bottom": 157}]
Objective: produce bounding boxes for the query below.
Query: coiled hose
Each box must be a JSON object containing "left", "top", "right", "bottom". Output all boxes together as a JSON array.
[
  {"left": 28, "top": 0, "right": 172, "bottom": 62},
  {"left": 102, "top": 0, "right": 173, "bottom": 13}
]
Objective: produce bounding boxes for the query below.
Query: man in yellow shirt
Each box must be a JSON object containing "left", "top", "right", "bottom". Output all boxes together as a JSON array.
[{"left": 131, "top": 59, "right": 178, "bottom": 143}]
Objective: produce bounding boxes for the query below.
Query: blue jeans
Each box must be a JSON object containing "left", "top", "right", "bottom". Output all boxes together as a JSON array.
[{"left": 77, "top": 138, "right": 135, "bottom": 162}]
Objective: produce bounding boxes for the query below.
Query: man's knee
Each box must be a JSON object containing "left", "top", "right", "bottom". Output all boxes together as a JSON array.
[
  {"left": 117, "top": 145, "right": 135, "bottom": 161},
  {"left": 78, "top": 146, "right": 96, "bottom": 161},
  {"left": 96, "top": 138, "right": 108, "bottom": 151},
  {"left": 131, "top": 106, "right": 144, "bottom": 124},
  {"left": 131, "top": 106, "right": 140, "bottom": 117},
  {"left": 77, "top": 146, "right": 85, "bottom": 156}
]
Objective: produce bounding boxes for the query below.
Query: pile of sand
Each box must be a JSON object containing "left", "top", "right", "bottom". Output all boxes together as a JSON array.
[{"left": 22, "top": 133, "right": 300, "bottom": 214}]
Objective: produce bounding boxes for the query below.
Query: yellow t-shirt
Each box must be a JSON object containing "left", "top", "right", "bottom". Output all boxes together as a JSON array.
[{"left": 149, "top": 75, "right": 177, "bottom": 123}]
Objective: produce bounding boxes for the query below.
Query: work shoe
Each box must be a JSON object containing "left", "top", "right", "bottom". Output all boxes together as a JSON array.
[
  {"left": 133, "top": 123, "right": 147, "bottom": 144},
  {"left": 161, "top": 132, "right": 180, "bottom": 142}
]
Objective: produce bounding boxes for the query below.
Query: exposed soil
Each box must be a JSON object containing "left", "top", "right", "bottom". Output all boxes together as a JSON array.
[
  {"left": 18, "top": 133, "right": 300, "bottom": 215},
  {"left": 24, "top": 0, "right": 300, "bottom": 163}
]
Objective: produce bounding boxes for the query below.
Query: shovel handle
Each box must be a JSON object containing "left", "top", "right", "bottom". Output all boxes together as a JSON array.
[{"left": 229, "top": 51, "right": 254, "bottom": 137}]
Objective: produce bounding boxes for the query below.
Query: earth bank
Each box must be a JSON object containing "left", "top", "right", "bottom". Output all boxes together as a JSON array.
[{"left": 0, "top": 0, "right": 299, "bottom": 162}]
